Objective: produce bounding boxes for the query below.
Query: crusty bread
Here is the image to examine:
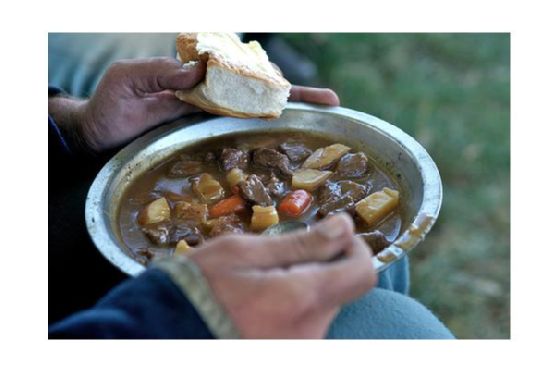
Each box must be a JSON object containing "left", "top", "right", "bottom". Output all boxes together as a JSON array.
[{"left": 175, "top": 33, "right": 292, "bottom": 119}]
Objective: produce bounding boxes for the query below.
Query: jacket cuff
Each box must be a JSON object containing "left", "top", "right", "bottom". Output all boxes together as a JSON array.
[{"left": 154, "top": 257, "right": 240, "bottom": 339}]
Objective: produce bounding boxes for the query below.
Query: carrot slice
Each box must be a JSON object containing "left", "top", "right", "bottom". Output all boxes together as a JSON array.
[
  {"left": 209, "top": 194, "right": 246, "bottom": 218},
  {"left": 278, "top": 190, "right": 313, "bottom": 218}
]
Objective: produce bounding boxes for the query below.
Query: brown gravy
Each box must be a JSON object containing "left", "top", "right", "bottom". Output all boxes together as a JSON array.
[{"left": 118, "top": 132, "right": 402, "bottom": 264}]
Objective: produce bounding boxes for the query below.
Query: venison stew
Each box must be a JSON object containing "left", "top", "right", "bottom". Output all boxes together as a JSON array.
[{"left": 118, "top": 132, "right": 404, "bottom": 265}]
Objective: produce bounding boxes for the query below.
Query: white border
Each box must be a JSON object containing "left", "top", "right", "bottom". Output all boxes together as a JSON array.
[{"left": 1, "top": 1, "right": 554, "bottom": 369}]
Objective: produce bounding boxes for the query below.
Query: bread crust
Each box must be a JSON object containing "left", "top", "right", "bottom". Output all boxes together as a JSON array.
[
  {"left": 176, "top": 33, "right": 206, "bottom": 63},
  {"left": 175, "top": 33, "right": 290, "bottom": 119},
  {"left": 176, "top": 33, "right": 290, "bottom": 88}
]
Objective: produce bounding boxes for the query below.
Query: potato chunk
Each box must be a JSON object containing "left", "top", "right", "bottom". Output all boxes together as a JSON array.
[
  {"left": 302, "top": 143, "right": 351, "bottom": 170},
  {"left": 174, "top": 239, "right": 191, "bottom": 255},
  {"left": 226, "top": 168, "right": 247, "bottom": 187},
  {"left": 192, "top": 174, "right": 225, "bottom": 203},
  {"left": 138, "top": 197, "right": 171, "bottom": 225},
  {"left": 292, "top": 168, "right": 333, "bottom": 191},
  {"left": 355, "top": 187, "right": 399, "bottom": 227},
  {"left": 251, "top": 205, "right": 280, "bottom": 231}
]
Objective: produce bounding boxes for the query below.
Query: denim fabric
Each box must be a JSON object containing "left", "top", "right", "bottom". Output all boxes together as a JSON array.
[
  {"left": 377, "top": 255, "right": 410, "bottom": 295},
  {"left": 327, "top": 288, "right": 454, "bottom": 339}
]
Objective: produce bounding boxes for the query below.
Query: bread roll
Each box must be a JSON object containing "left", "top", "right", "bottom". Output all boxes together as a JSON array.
[{"left": 175, "top": 33, "right": 292, "bottom": 119}]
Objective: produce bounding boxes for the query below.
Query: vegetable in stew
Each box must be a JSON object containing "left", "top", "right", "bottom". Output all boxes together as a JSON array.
[{"left": 118, "top": 132, "right": 403, "bottom": 265}]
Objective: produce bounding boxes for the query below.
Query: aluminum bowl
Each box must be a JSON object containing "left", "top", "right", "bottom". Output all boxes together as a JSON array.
[{"left": 86, "top": 102, "right": 442, "bottom": 276}]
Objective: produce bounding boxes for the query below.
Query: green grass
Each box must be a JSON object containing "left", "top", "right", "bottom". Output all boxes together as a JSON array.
[{"left": 282, "top": 33, "right": 510, "bottom": 339}]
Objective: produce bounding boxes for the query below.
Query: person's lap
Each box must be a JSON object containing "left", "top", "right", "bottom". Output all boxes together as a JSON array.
[
  {"left": 49, "top": 33, "right": 454, "bottom": 339},
  {"left": 327, "top": 287, "right": 454, "bottom": 339}
]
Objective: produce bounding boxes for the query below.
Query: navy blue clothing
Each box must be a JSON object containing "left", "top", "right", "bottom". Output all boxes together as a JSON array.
[
  {"left": 49, "top": 90, "right": 128, "bottom": 324},
  {"left": 48, "top": 100, "right": 216, "bottom": 338},
  {"left": 49, "top": 269, "right": 213, "bottom": 339}
]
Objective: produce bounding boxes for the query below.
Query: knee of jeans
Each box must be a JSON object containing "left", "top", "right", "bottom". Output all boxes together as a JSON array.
[
  {"left": 326, "top": 288, "right": 455, "bottom": 339},
  {"left": 377, "top": 255, "right": 410, "bottom": 294}
]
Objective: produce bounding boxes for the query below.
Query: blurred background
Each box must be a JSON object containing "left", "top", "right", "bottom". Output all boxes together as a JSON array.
[
  {"left": 269, "top": 33, "right": 510, "bottom": 339},
  {"left": 49, "top": 33, "right": 510, "bottom": 338}
]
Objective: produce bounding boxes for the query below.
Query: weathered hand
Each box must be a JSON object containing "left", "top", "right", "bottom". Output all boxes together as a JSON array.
[
  {"left": 81, "top": 57, "right": 206, "bottom": 152},
  {"left": 183, "top": 213, "right": 376, "bottom": 339},
  {"left": 49, "top": 57, "right": 341, "bottom": 153}
]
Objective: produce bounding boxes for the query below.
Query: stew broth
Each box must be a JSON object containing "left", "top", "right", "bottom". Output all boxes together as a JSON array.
[{"left": 118, "top": 132, "right": 402, "bottom": 265}]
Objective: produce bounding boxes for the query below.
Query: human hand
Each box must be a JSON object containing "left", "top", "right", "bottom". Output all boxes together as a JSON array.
[
  {"left": 183, "top": 213, "right": 376, "bottom": 339},
  {"left": 62, "top": 58, "right": 206, "bottom": 152},
  {"left": 49, "top": 57, "right": 340, "bottom": 153}
]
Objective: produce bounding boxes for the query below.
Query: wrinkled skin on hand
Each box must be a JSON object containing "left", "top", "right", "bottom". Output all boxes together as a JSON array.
[
  {"left": 50, "top": 57, "right": 361, "bottom": 339},
  {"left": 182, "top": 213, "right": 376, "bottom": 339},
  {"left": 66, "top": 57, "right": 340, "bottom": 152}
]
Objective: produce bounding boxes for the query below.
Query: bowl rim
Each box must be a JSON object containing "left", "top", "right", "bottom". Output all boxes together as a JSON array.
[{"left": 85, "top": 102, "right": 442, "bottom": 275}]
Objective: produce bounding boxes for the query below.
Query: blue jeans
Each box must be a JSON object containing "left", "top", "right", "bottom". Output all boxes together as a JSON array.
[
  {"left": 327, "top": 257, "right": 453, "bottom": 339},
  {"left": 48, "top": 33, "right": 454, "bottom": 339}
]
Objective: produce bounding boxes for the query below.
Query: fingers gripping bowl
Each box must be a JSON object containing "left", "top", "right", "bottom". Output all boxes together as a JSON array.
[{"left": 86, "top": 103, "right": 442, "bottom": 276}]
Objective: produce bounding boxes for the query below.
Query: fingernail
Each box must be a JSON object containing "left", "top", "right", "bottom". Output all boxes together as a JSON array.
[
  {"left": 182, "top": 61, "right": 199, "bottom": 71},
  {"left": 318, "top": 213, "right": 351, "bottom": 240}
]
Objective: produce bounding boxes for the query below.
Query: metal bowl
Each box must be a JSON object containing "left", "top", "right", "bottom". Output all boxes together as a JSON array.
[{"left": 85, "top": 102, "right": 442, "bottom": 276}]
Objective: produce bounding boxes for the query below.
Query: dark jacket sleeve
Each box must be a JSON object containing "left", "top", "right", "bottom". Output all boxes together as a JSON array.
[
  {"left": 48, "top": 86, "right": 115, "bottom": 166},
  {"left": 48, "top": 268, "right": 214, "bottom": 339},
  {"left": 48, "top": 114, "right": 73, "bottom": 162},
  {"left": 48, "top": 86, "right": 88, "bottom": 166}
]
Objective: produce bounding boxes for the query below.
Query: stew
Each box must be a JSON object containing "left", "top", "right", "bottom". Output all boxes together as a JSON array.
[{"left": 118, "top": 132, "right": 403, "bottom": 265}]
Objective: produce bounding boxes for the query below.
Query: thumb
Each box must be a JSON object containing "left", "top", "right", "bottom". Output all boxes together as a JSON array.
[
  {"left": 158, "top": 60, "right": 206, "bottom": 91},
  {"left": 111, "top": 57, "right": 206, "bottom": 93},
  {"left": 249, "top": 213, "right": 355, "bottom": 268}
]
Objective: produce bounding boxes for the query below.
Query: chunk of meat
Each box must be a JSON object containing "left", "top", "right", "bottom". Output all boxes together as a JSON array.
[
  {"left": 359, "top": 230, "right": 391, "bottom": 254},
  {"left": 239, "top": 174, "right": 273, "bottom": 206},
  {"left": 253, "top": 148, "right": 293, "bottom": 177},
  {"left": 318, "top": 196, "right": 356, "bottom": 217},
  {"left": 141, "top": 221, "right": 203, "bottom": 247},
  {"left": 264, "top": 172, "right": 285, "bottom": 197},
  {"left": 134, "top": 247, "right": 154, "bottom": 265},
  {"left": 334, "top": 152, "right": 369, "bottom": 179},
  {"left": 318, "top": 180, "right": 367, "bottom": 204},
  {"left": 168, "top": 223, "right": 204, "bottom": 246},
  {"left": 317, "top": 180, "right": 367, "bottom": 217},
  {"left": 278, "top": 141, "right": 313, "bottom": 162},
  {"left": 141, "top": 222, "right": 171, "bottom": 245},
  {"left": 208, "top": 214, "right": 245, "bottom": 237},
  {"left": 168, "top": 160, "right": 203, "bottom": 178},
  {"left": 220, "top": 148, "right": 249, "bottom": 171},
  {"left": 174, "top": 201, "right": 208, "bottom": 224},
  {"left": 204, "top": 151, "right": 216, "bottom": 162}
]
